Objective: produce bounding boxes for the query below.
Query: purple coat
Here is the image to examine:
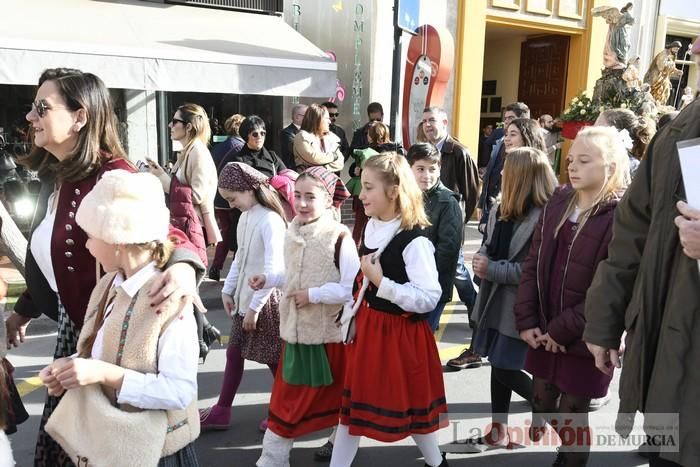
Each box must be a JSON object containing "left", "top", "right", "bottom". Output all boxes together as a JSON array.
[{"left": 514, "top": 186, "right": 618, "bottom": 358}]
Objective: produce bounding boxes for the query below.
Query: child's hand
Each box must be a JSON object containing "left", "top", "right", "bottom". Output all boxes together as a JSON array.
[
  {"left": 288, "top": 289, "right": 310, "bottom": 308},
  {"left": 249, "top": 275, "right": 266, "bottom": 290},
  {"left": 242, "top": 309, "right": 259, "bottom": 332},
  {"left": 354, "top": 167, "right": 361, "bottom": 176},
  {"left": 222, "top": 294, "right": 235, "bottom": 318},
  {"left": 519, "top": 327, "right": 543, "bottom": 349},
  {"left": 39, "top": 363, "right": 65, "bottom": 397},
  {"left": 536, "top": 333, "right": 566, "bottom": 354},
  {"left": 360, "top": 254, "right": 383, "bottom": 287},
  {"left": 472, "top": 253, "right": 489, "bottom": 279},
  {"left": 51, "top": 358, "right": 105, "bottom": 390}
]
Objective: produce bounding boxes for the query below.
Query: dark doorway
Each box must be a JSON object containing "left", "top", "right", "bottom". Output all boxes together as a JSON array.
[{"left": 518, "top": 35, "right": 570, "bottom": 119}]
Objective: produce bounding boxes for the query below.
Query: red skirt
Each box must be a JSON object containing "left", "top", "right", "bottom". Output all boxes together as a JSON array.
[
  {"left": 267, "top": 342, "right": 346, "bottom": 438},
  {"left": 339, "top": 303, "right": 448, "bottom": 442}
]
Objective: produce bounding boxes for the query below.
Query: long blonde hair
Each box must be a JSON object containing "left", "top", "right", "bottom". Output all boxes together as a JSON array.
[
  {"left": 177, "top": 103, "right": 211, "bottom": 157},
  {"left": 500, "top": 148, "right": 557, "bottom": 221},
  {"left": 362, "top": 152, "right": 430, "bottom": 230},
  {"left": 555, "top": 126, "right": 630, "bottom": 236}
]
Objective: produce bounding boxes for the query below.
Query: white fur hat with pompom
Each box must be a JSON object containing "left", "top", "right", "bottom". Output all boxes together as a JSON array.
[{"left": 75, "top": 169, "right": 169, "bottom": 244}]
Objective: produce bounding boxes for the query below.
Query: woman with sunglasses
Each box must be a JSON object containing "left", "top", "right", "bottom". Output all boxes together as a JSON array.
[
  {"left": 217, "top": 115, "right": 286, "bottom": 179},
  {"left": 148, "top": 103, "right": 222, "bottom": 262},
  {"left": 5, "top": 68, "right": 204, "bottom": 467},
  {"left": 293, "top": 103, "right": 345, "bottom": 173}
]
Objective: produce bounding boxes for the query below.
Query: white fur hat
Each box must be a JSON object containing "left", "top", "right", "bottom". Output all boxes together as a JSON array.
[{"left": 76, "top": 169, "right": 169, "bottom": 244}]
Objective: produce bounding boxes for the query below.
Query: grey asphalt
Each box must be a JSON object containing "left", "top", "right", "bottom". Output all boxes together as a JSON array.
[{"left": 7, "top": 224, "right": 649, "bottom": 466}]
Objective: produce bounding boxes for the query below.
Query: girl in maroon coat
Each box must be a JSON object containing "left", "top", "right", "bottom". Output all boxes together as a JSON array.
[{"left": 514, "top": 126, "right": 630, "bottom": 467}]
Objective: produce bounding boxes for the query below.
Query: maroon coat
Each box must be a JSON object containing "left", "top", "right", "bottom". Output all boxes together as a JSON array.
[
  {"left": 16, "top": 157, "right": 202, "bottom": 327},
  {"left": 514, "top": 186, "right": 618, "bottom": 358}
]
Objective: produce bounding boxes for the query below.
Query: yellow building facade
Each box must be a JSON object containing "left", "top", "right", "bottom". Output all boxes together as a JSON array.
[{"left": 451, "top": 0, "right": 609, "bottom": 160}]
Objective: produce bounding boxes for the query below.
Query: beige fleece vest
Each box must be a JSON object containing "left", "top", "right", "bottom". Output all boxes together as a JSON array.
[
  {"left": 280, "top": 214, "right": 346, "bottom": 344},
  {"left": 78, "top": 272, "right": 200, "bottom": 457}
]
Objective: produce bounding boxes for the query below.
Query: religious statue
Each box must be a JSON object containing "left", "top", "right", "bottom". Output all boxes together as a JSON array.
[
  {"left": 644, "top": 41, "right": 684, "bottom": 105},
  {"left": 622, "top": 56, "right": 642, "bottom": 89},
  {"left": 680, "top": 86, "right": 695, "bottom": 110},
  {"left": 592, "top": 2, "right": 635, "bottom": 69}
]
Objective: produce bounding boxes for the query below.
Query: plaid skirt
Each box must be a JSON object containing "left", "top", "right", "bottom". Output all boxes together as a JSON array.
[
  {"left": 35, "top": 299, "right": 80, "bottom": 467},
  {"left": 158, "top": 443, "right": 199, "bottom": 467},
  {"left": 229, "top": 290, "right": 282, "bottom": 366}
]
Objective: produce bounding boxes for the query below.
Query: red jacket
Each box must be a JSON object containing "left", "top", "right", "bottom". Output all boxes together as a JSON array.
[
  {"left": 514, "top": 186, "right": 618, "bottom": 357},
  {"left": 16, "top": 157, "right": 201, "bottom": 326}
]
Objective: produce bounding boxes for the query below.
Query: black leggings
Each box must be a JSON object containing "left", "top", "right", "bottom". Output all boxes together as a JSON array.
[
  {"left": 490, "top": 367, "right": 533, "bottom": 426},
  {"left": 532, "top": 377, "right": 591, "bottom": 467}
]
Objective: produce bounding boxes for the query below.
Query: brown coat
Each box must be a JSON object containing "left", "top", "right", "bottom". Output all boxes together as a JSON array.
[{"left": 583, "top": 99, "right": 700, "bottom": 466}]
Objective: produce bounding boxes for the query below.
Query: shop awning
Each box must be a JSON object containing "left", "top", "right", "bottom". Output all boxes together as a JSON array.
[{"left": 0, "top": 0, "right": 336, "bottom": 97}]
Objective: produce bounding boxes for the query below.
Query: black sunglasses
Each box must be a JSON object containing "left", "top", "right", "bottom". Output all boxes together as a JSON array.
[
  {"left": 250, "top": 130, "right": 266, "bottom": 138},
  {"left": 170, "top": 117, "right": 188, "bottom": 126},
  {"left": 328, "top": 112, "right": 340, "bottom": 117},
  {"left": 32, "top": 100, "right": 67, "bottom": 118}
]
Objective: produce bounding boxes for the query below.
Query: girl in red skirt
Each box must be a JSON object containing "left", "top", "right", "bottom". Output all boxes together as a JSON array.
[
  {"left": 331, "top": 153, "right": 448, "bottom": 467},
  {"left": 254, "top": 167, "right": 359, "bottom": 467}
]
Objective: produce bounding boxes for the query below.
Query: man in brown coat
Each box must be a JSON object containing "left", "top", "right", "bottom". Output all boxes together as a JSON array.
[{"left": 583, "top": 98, "right": 700, "bottom": 466}]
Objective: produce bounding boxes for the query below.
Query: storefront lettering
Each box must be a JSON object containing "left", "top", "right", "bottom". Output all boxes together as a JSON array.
[
  {"left": 291, "top": 2, "right": 302, "bottom": 104},
  {"left": 352, "top": 1, "right": 365, "bottom": 128}
]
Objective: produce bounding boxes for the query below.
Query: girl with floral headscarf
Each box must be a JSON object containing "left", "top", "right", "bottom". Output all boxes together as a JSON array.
[{"left": 199, "top": 162, "right": 287, "bottom": 432}]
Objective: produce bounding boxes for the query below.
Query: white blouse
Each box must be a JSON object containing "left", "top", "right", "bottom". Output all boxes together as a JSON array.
[
  {"left": 265, "top": 232, "right": 360, "bottom": 305},
  {"left": 30, "top": 191, "right": 58, "bottom": 292},
  {"left": 92, "top": 263, "right": 199, "bottom": 411},
  {"left": 221, "top": 204, "right": 287, "bottom": 313},
  {"left": 364, "top": 217, "right": 442, "bottom": 314}
]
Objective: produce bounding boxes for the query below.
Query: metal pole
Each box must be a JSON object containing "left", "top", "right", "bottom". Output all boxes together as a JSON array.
[
  {"left": 673, "top": 50, "right": 691, "bottom": 109},
  {"left": 389, "top": 0, "right": 402, "bottom": 142}
]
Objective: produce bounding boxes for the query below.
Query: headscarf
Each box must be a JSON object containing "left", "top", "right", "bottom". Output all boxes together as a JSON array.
[
  {"left": 218, "top": 162, "right": 268, "bottom": 191},
  {"left": 302, "top": 166, "right": 351, "bottom": 208}
]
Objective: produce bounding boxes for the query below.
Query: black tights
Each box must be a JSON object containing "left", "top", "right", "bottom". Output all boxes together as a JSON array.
[
  {"left": 532, "top": 377, "right": 591, "bottom": 467},
  {"left": 490, "top": 367, "right": 533, "bottom": 426}
]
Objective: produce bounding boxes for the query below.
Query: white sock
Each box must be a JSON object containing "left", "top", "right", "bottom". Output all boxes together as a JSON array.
[
  {"left": 412, "top": 432, "right": 443, "bottom": 466},
  {"left": 329, "top": 424, "right": 360, "bottom": 467},
  {"left": 257, "top": 429, "right": 293, "bottom": 467}
]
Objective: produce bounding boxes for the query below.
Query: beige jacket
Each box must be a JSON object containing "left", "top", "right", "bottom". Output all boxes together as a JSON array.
[
  {"left": 293, "top": 130, "right": 344, "bottom": 172},
  {"left": 279, "top": 215, "right": 345, "bottom": 344},
  {"left": 78, "top": 272, "right": 200, "bottom": 457},
  {"left": 159, "top": 139, "right": 222, "bottom": 244}
]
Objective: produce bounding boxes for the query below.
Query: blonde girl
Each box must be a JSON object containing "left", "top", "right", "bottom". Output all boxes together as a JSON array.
[
  {"left": 465, "top": 148, "right": 557, "bottom": 451},
  {"left": 330, "top": 153, "right": 447, "bottom": 467},
  {"left": 200, "top": 162, "right": 286, "bottom": 432},
  {"left": 39, "top": 170, "right": 200, "bottom": 466},
  {"left": 514, "top": 126, "right": 630, "bottom": 466},
  {"left": 255, "top": 167, "right": 359, "bottom": 467}
]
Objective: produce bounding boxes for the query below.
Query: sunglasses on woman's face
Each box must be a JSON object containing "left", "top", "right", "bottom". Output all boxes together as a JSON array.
[
  {"left": 170, "top": 117, "right": 188, "bottom": 126},
  {"left": 328, "top": 112, "right": 339, "bottom": 118},
  {"left": 251, "top": 131, "right": 266, "bottom": 138},
  {"left": 32, "top": 100, "right": 66, "bottom": 118}
]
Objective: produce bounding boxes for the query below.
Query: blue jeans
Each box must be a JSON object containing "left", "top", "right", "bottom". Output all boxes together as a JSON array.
[
  {"left": 427, "top": 302, "right": 447, "bottom": 332},
  {"left": 454, "top": 247, "right": 477, "bottom": 326}
]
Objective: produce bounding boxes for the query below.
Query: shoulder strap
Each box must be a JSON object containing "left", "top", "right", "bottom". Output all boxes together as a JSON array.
[{"left": 334, "top": 230, "right": 348, "bottom": 270}]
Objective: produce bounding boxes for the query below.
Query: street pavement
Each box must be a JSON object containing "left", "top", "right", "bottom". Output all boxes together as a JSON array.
[{"left": 6, "top": 224, "right": 649, "bottom": 466}]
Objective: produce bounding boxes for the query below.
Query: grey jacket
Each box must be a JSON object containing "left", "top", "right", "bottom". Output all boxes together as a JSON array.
[{"left": 471, "top": 203, "right": 542, "bottom": 339}]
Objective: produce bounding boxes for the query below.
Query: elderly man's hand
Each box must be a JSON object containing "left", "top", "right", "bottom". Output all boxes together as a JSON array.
[{"left": 675, "top": 201, "right": 700, "bottom": 259}]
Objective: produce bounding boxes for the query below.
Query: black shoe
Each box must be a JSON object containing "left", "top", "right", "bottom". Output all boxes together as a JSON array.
[
  {"left": 552, "top": 448, "right": 567, "bottom": 467},
  {"left": 208, "top": 268, "right": 220, "bottom": 281},
  {"left": 314, "top": 440, "right": 333, "bottom": 461},
  {"left": 202, "top": 322, "right": 222, "bottom": 347},
  {"left": 425, "top": 453, "right": 448, "bottom": 467}
]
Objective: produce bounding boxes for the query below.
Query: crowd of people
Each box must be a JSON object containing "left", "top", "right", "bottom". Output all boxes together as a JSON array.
[{"left": 0, "top": 65, "right": 698, "bottom": 467}]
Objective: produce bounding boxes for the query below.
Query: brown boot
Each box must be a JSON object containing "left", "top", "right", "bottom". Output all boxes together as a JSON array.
[{"left": 446, "top": 348, "right": 483, "bottom": 369}]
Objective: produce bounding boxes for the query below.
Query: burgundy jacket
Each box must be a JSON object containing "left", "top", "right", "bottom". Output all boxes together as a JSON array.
[
  {"left": 514, "top": 186, "right": 618, "bottom": 357},
  {"left": 169, "top": 176, "right": 208, "bottom": 267},
  {"left": 16, "top": 157, "right": 202, "bottom": 326}
]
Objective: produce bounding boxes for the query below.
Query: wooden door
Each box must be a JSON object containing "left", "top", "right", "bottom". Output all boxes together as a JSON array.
[{"left": 518, "top": 35, "right": 570, "bottom": 119}]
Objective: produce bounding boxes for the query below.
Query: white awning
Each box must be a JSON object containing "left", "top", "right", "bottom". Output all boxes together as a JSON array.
[{"left": 0, "top": 0, "right": 336, "bottom": 97}]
